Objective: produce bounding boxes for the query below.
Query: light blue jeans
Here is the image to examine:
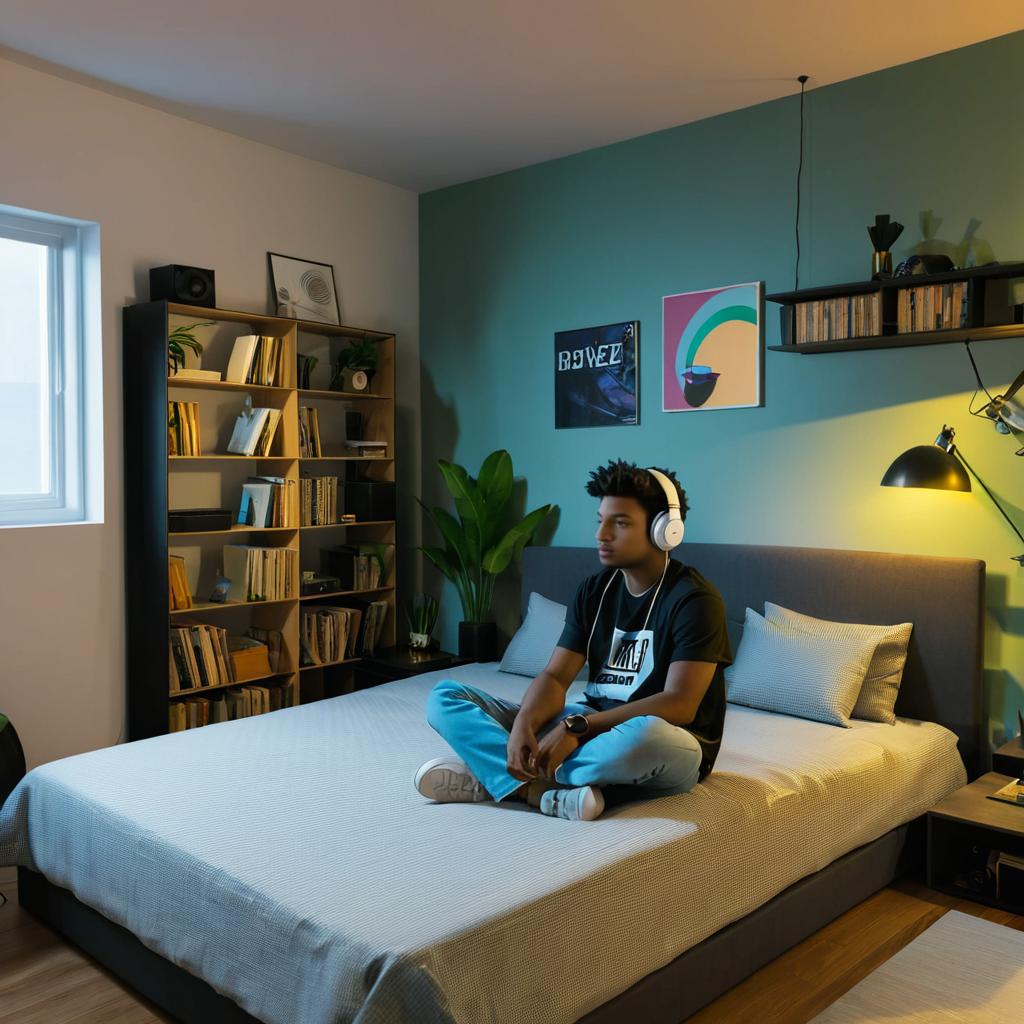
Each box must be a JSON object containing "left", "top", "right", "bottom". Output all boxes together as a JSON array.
[{"left": 425, "top": 679, "right": 704, "bottom": 808}]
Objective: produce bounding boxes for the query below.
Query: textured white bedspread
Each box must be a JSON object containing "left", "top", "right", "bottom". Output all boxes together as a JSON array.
[{"left": 0, "top": 663, "right": 966, "bottom": 1024}]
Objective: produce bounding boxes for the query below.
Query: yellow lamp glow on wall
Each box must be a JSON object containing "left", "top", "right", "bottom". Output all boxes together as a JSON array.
[{"left": 882, "top": 424, "right": 1024, "bottom": 566}]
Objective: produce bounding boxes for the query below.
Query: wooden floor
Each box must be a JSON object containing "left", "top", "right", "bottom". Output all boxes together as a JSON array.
[{"left": 2, "top": 865, "right": 1023, "bottom": 1024}]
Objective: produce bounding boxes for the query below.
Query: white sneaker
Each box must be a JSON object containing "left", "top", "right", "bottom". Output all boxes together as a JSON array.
[
  {"left": 414, "top": 756, "right": 490, "bottom": 803},
  {"left": 539, "top": 785, "right": 604, "bottom": 821}
]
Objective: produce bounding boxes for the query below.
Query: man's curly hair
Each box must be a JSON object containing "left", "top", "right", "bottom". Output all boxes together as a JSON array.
[{"left": 585, "top": 459, "right": 689, "bottom": 535}]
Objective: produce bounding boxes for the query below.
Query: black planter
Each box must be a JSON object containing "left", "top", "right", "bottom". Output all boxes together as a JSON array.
[{"left": 458, "top": 621, "right": 497, "bottom": 663}]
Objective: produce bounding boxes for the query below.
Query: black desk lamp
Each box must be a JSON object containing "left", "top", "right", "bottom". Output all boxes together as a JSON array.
[{"left": 882, "top": 424, "right": 1024, "bottom": 566}]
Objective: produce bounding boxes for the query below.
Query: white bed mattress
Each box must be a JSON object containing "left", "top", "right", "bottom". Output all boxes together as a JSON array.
[{"left": 0, "top": 662, "right": 967, "bottom": 1024}]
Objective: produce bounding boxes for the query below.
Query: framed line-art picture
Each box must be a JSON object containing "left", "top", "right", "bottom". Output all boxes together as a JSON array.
[
  {"left": 662, "top": 281, "right": 764, "bottom": 412},
  {"left": 267, "top": 252, "right": 341, "bottom": 325},
  {"left": 555, "top": 320, "right": 639, "bottom": 429}
]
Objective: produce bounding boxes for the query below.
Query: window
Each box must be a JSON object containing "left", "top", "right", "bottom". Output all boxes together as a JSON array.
[{"left": 0, "top": 205, "right": 101, "bottom": 526}]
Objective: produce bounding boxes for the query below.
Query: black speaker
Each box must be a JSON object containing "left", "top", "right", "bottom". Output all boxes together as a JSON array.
[{"left": 149, "top": 264, "right": 216, "bottom": 308}]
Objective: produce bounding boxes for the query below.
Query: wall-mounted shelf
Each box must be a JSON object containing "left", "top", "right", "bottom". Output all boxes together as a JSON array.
[{"left": 767, "top": 261, "right": 1024, "bottom": 354}]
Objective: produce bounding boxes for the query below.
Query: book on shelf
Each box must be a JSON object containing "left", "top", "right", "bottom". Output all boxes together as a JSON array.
[
  {"left": 300, "top": 605, "right": 360, "bottom": 666},
  {"left": 350, "top": 597, "right": 389, "bottom": 656},
  {"left": 168, "top": 555, "right": 192, "bottom": 610},
  {"left": 323, "top": 543, "right": 393, "bottom": 590},
  {"left": 896, "top": 281, "right": 968, "bottom": 333},
  {"left": 301, "top": 475, "right": 340, "bottom": 526},
  {"left": 227, "top": 636, "right": 273, "bottom": 680},
  {"left": 168, "top": 401, "right": 201, "bottom": 455},
  {"left": 237, "top": 476, "right": 295, "bottom": 528},
  {"left": 169, "top": 623, "right": 235, "bottom": 692},
  {"left": 171, "top": 368, "right": 223, "bottom": 382},
  {"left": 225, "top": 335, "right": 286, "bottom": 387},
  {"left": 793, "top": 294, "right": 880, "bottom": 345},
  {"left": 226, "top": 406, "right": 282, "bottom": 456},
  {"left": 298, "top": 406, "right": 322, "bottom": 458},
  {"left": 168, "top": 678, "right": 298, "bottom": 732},
  {"left": 246, "top": 626, "right": 283, "bottom": 672},
  {"left": 344, "top": 440, "right": 388, "bottom": 458},
  {"left": 222, "top": 545, "right": 295, "bottom": 602}
]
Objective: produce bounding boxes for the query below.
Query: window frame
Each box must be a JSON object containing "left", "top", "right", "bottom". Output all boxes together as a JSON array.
[{"left": 0, "top": 209, "right": 87, "bottom": 526}]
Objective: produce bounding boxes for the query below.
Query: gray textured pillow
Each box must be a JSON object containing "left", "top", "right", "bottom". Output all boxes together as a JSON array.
[
  {"left": 499, "top": 592, "right": 584, "bottom": 679},
  {"left": 763, "top": 601, "right": 913, "bottom": 725},
  {"left": 724, "top": 607, "right": 880, "bottom": 728}
]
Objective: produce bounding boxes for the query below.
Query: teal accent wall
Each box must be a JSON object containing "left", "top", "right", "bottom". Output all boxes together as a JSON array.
[{"left": 419, "top": 31, "right": 1024, "bottom": 752}]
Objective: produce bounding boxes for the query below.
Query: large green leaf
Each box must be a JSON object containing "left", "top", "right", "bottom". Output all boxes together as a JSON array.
[
  {"left": 430, "top": 507, "right": 472, "bottom": 571},
  {"left": 482, "top": 504, "right": 552, "bottom": 575},
  {"left": 419, "top": 546, "right": 457, "bottom": 582}
]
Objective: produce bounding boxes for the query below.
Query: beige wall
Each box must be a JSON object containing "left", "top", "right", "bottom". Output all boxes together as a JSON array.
[{"left": 0, "top": 56, "right": 420, "bottom": 770}]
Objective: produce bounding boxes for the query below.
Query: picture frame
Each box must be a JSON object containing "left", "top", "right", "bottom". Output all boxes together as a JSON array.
[
  {"left": 267, "top": 251, "right": 341, "bottom": 325},
  {"left": 662, "top": 281, "right": 764, "bottom": 413},
  {"left": 554, "top": 320, "right": 639, "bottom": 429}
]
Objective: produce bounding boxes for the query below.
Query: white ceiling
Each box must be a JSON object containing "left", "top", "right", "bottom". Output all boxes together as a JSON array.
[{"left": 3, "top": 2, "right": 1023, "bottom": 193}]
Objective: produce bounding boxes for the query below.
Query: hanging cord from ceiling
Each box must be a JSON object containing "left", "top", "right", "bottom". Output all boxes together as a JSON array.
[{"left": 794, "top": 74, "right": 809, "bottom": 291}]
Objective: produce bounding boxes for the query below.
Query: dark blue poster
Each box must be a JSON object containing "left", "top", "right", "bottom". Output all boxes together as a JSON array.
[{"left": 554, "top": 321, "right": 639, "bottom": 429}]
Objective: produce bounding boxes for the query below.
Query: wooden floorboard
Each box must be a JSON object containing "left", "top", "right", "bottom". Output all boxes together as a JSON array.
[{"left": 2, "top": 869, "right": 1022, "bottom": 1023}]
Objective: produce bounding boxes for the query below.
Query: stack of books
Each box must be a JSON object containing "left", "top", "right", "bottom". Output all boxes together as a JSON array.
[
  {"left": 226, "top": 407, "right": 282, "bottom": 456},
  {"left": 237, "top": 475, "right": 295, "bottom": 528},
  {"left": 246, "top": 627, "right": 283, "bottom": 672},
  {"left": 298, "top": 407, "right": 322, "bottom": 457},
  {"left": 169, "top": 623, "right": 235, "bottom": 691},
  {"left": 225, "top": 335, "right": 286, "bottom": 386},
  {"left": 896, "top": 282, "right": 968, "bottom": 333},
  {"left": 168, "top": 678, "right": 298, "bottom": 731},
  {"left": 300, "top": 605, "right": 360, "bottom": 666},
  {"left": 356, "top": 598, "right": 389, "bottom": 656},
  {"left": 300, "top": 476, "right": 355, "bottom": 526},
  {"left": 344, "top": 440, "right": 388, "bottom": 458},
  {"left": 168, "top": 555, "right": 192, "bottom": 609},
  {"left": 793, "top": 294, "right": 880, "bottom": 344},
  {"left": 222, "top": 545, "right": 295, "bottom": 602},
  {"left": 168, "top": 401, "right": 201, "bottom": 455}
]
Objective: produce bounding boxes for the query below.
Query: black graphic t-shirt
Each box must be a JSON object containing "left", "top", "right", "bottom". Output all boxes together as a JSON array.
[{"left": 557, "top": 559, "right": 734, "bottom": 780}]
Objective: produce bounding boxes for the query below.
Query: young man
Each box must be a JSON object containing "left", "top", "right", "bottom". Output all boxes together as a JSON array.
[{"left": 414, "top": 459, "right": 733, "bottom": 821}]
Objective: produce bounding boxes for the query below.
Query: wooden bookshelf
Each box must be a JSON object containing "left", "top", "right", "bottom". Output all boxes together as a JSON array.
[{"left": 123, "top": 300, "right": 397, "bottom": 739}]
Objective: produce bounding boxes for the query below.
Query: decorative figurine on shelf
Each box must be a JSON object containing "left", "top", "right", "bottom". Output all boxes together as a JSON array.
[
  {"left": 329, "top": 335, "right": 378, "bottom": 393},
  {"left": 868, "top": 214, "right": 904, "bottom": 279},
  {"left": 405, "top": 594, "right": 439, "bottom": 650}
]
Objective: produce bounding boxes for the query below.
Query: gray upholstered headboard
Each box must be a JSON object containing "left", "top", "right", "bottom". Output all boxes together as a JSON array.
[{"left": 521, "top": 543, "right": 986, "bottom": 779}]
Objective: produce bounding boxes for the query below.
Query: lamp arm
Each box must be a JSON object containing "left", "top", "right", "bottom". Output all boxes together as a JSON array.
[{"left": 951, "top": 444, "right": 1024, "bottom": 562}]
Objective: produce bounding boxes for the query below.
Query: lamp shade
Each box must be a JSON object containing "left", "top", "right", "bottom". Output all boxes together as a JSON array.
[{"left": 881, "top": 444, "right": 971, "bottom": 491}]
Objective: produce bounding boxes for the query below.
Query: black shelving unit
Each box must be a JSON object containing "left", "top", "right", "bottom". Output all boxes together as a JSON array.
[{"left": 767, "top": 261, "right": 1024, "bottom": 354}]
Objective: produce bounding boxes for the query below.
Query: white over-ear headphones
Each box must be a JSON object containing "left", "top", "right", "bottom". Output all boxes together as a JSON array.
[{"left": 646, "top": 468, "right": 685, "bottom": 551}]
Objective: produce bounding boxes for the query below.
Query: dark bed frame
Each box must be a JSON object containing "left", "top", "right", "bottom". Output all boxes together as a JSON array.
[{"left": 19, "top": 542, "right": 985, "bottom": 1023}]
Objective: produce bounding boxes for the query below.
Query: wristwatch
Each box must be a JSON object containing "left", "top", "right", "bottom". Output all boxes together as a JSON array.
[{"left": 563, "top": 713, "right": 591, "bottom": 738}]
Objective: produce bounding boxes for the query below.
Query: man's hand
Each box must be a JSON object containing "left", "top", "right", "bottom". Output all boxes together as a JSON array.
[
  {"left": 507, "top": 719, "right": 540, "bottom": 783},
  {"left": 535, "top": 723, "right": 579, "bottom": 777}
]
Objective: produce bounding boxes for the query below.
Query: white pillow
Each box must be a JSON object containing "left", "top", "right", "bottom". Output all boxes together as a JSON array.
[
  {"left": 499, "top": 592, "right": 584, "bottom": 679},
  {"left": 724, "top": 607, "right": 880, "bottom": 728},
  {"left": 763, "top": 602, "right": 913, "bottom": 725}
]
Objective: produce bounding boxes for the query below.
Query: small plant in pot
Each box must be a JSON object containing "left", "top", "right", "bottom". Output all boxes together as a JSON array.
[
  {"left": 404, "top": 594, "right": 439, "bottom": 650},
  {"left": 330, "top": 336, "right": 378, "bottom": 392},
  {"left": 167, "top": 321, "right": 216, "bottom": 375},
  {"left": 417, "top": 449, "right": 555, "bottom": 663}
]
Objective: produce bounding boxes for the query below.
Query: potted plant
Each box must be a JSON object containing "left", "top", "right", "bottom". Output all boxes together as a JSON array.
[
  {"left": 417, "top": 449, "right": 555, "bottom": 662},
  {"left": 404, "top": 594, "right": 439, "bottom": 650},
  {"left": 167, "top": 321, "right": 216, "bottom": 375},
  {"left": 330, "top": 336, "right": 379, "bottom": 392}
]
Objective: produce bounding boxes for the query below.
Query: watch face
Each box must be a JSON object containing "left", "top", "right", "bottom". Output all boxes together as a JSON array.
[{"left": 566, "top": 714, "right": 588, "bottom": 735}]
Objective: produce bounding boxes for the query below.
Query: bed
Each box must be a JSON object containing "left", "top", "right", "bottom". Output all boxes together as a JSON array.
[{"left": 1, "top": 542, "right": 985, "bottom": 1023}]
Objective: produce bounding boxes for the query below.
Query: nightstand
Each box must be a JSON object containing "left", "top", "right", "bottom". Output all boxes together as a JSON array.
[
  {"left": 992, "top": 738, "right": 1024, "bottom": 777},
  {"left": 927, "top": 772, "right": 1024, "bottom": 912},
  {"left": 355, "top": 646, "right": 471, "bottom": 689}
]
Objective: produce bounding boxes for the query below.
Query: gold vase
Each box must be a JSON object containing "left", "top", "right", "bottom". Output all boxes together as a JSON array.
[{"left": 872, "top": 251, "right": 892, "bottom": 276}]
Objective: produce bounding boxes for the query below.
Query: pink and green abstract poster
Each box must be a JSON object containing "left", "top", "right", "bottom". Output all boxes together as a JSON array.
[{"left": 662, "top": 282, "right": 764, "bottom": 412}]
